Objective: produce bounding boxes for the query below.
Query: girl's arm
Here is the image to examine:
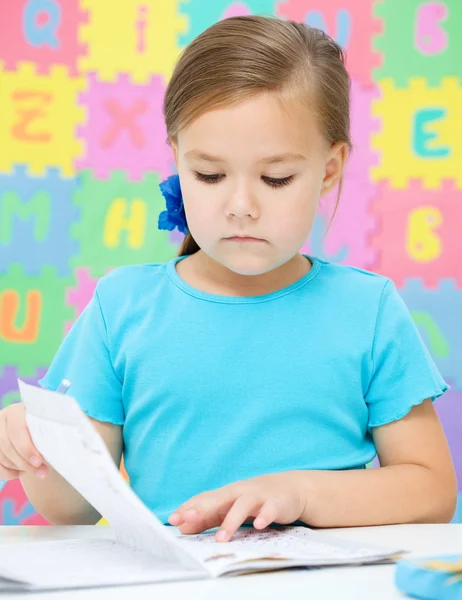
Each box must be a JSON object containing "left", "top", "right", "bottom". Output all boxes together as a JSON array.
[
  {"left": 299, "top": 399, "right": 458, "bottom": 527},
  {"left": 20, "top": 419, "right": 123, "bottom": 525}
]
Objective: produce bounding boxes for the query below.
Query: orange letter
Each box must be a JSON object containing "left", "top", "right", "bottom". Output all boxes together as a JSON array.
[
  {"left": 11, "top": 91, "right": 52, "bottom": 142},
  {"left": 0, "top": 290, "right": 42, "bottom": 343}
]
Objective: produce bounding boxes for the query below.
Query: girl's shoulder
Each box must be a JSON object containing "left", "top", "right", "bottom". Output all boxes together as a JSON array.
[
  {"left": 94, "top": 261, "right": 172, "bottom": 310},
  {"left": 313, "top": 256, "right": 392, "bottom": 298}
]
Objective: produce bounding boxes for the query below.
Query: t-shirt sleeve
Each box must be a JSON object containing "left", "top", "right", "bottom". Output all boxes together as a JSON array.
[
  {"left": 365, "top": 279, "right": 448, "bottom": 429},
  {"left": 38, "top": 287, "right": 124, "bottom": 425}
]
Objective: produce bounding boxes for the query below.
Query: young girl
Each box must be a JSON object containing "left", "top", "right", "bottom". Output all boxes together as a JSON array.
[{"left": 0, "top": 15, "right": 457, "bottom": 542}]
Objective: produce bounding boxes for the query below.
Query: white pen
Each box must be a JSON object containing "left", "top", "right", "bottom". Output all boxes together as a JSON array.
[{"left": 56, "top": 379, "right": 71, "bottom": 395}]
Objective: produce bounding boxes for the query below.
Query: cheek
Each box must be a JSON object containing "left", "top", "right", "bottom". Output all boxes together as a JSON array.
[
  {"left": 270, "top": 193, "right": 318, "bottom": 240},
  {"left": 184, "top": 196, "right": 218, "bottom": 238},
  {"left": 275, "top": 212, "right": 314, "bottom": 244}
]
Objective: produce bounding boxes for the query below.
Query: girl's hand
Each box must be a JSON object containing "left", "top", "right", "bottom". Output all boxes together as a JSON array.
[
  {"left": 0, "top": 404, "right": 48, "bottom": 481},
  {"left": 168, "top": 472, "right": 306, "bottom": 542}
]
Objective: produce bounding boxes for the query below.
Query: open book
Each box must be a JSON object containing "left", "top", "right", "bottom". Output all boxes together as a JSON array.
[{"left": 0, "top": 381, "right": 407, "bottom": 591}]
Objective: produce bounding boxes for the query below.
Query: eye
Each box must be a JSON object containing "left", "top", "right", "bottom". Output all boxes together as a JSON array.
[
  {"left": 194, "top": 172, "right": 224, "bottom": 184},
  {"left": 263, "top": 175, "right": 294, "bottom": 188}
]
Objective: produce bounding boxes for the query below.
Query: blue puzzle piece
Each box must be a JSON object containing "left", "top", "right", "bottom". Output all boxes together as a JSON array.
[
  {"left": 0, "top": 165, "right": 80, "bottom": 277},
  {"left": 399, "top": 279, "right": 462, "bottom": 391},
  {"left": 310, "top": 213, "right": 348, "bottom": 263},
  {"left": 179, "top": 0, "right": 277, "bottom": 46},
  {"left": 2, "top": 499, "right": 37, "bottom": 525}
]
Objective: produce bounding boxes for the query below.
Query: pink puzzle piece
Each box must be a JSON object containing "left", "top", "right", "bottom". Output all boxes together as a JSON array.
[
  {"left": 371, "top": 181, "right": 462, "bottom": 288},
  {"left": 0, "top": 0, "right": 86, "bottom": 75},
  {"left": 277, "top": 0, "right": 382, "bottom": 86},
  {"left": 0, "top": 479, "right": 49, "bottom": 526},
  {"left": 78, "top": 73, "right": 173, "bottom": 181},
  {"left": 221, "top": 2, "right": 252, "bottom": 18},
  {"left": 65, "top": 268, "right": 99, "bottom": 333},
  {"left": 303, "top": 80, "right": 379, "bottom": 269}
]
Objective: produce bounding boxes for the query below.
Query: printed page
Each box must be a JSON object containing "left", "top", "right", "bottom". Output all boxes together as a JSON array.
[
  {"left": 15, "top": 381, "right": 206, "bottom": 576},
  {"left": 0, "top": 538, "right": 205, "bottom": 590},
  {"left": 176, "top": 526, "right": 406, "bottom": 576}
]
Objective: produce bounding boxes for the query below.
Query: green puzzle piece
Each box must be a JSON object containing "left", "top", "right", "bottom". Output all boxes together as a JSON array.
[
  {"left": 0, "top": 265, "right": 74, "bottom": 377},
  {"left": 374, "top": 0, "right": 462, "bottom": 86},
  {"left": 72, "top": 170, "right": 179, "bottom": 277}
]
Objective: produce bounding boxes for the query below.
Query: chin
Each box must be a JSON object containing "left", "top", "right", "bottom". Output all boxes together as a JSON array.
[{"left": 219, "top": 254, "right": 277, "bottom": 276}]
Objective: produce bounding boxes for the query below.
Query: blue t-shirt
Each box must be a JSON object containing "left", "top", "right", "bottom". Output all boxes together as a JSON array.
[{"left": 38, "top": 254, "right": 448, "bottom": 524}]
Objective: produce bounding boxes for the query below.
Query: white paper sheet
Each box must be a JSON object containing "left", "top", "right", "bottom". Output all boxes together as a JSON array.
[
  {"left": 17, "top": 380, "right": 205, "bottom": 574},
  {"left": 0, "top": 538, "right": 204, "bottom": 590}
]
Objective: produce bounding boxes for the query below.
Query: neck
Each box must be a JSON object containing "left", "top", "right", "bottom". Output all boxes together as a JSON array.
[{"left": 177, "top": 251, "right": 311, "bottom": 297}]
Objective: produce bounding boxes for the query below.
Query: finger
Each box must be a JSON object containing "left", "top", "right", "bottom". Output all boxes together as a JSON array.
[
  {"left": 0, "top": 434, "right": 32, "bottom": 472},
  {"left": 2, "top": 437, "right": 47, "bottom": 478},
  {"left": 169, "top": 492, "right": 206, "bottom": 525},
  {"left": 0, "top": 466, "right": 21, "bottom": 480},
  {"left": 0, "top": 451, "right": 21, "bottom": 480},
  {"left": 1, "top": 435, "right": 39, "bottom": 474},
  {"left": 7, "top": 423, "right": 43, "bottom": 472},
  {"left": 0, "top": 449, "right": 18, "bottom": 471},
  {"left": 0, "top": 440, "right": 48, "bottom": 480},
  {"left": 253, "top": 497, "right": 283, "bottom": 529},
  {"left": 172, "top": 487, "right": 236, "bottom": 528},
  {"left": 178, "top": 504, "right": 231, "bottom": 535},
  {"left": 216, "top": 495, "right": 262, "bottom": 542}
]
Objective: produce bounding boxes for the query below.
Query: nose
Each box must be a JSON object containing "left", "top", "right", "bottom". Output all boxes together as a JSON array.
[{"left": 225, "top": 183, "right": 258, "bottom": 220}]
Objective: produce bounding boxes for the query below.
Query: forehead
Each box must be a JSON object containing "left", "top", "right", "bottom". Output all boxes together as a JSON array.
[{"left": 177, "top": 91, "right": 325, "bottom": 156}]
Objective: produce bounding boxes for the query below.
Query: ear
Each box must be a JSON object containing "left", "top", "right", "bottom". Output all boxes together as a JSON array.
[{"left": 320, "top": 142, "right": 349, "bottom": 197}]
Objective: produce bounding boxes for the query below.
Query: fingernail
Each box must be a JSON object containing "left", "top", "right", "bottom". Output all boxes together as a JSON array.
[
  {"left": 254, "top": 517, "right": 266, "bottom": 528},
  {"left": 216, "top": 530, "right": 229, "bottom": 542},
  {"left": 185, "top": 508, "right": 197, "bottom": 519},
  {"left": 169, "top": 513, "right": 180, "bottom": 524},
  {"left": 30, "top": 456, "right": 41, "bottom": 467}
]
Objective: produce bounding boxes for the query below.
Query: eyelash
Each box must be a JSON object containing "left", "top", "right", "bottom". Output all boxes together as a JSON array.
[{"left": 194, "top": 172, "right": 294, "bottom": 188}]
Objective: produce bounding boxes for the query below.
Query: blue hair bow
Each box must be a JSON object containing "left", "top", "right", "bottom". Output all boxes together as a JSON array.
[{"left": 158, "top": 174, "right": 188, "bottom": 235}]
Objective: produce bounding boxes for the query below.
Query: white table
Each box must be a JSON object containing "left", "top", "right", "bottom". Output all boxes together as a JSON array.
[{"left": 1, "top": 524, "right": 461, "bottom": 599}]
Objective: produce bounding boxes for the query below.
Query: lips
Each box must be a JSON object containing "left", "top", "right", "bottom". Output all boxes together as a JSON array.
[
  {"left": 225, "top": 235, "right": 265, "bottom": 242},
  {"left": 225, "top": 235, "right": 265, "bottom": 243}
]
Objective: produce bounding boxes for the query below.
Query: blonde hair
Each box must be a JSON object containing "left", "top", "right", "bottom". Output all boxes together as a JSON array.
[{"left": 163, "top": 15, "right": 352, "bottom": 256}]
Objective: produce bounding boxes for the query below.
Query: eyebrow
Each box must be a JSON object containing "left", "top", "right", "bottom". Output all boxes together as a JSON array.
[{"left": 184, "top": 150, "right": 306, "bottom": 164}]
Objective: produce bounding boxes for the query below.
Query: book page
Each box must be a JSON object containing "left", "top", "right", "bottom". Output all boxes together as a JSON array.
[
  {"left": 177, "top": 526, "right": 406, "bottom": 576},
  {"left": 0, "top": 538, "right": 204, "bottom": 590},
  {"left": 17, "top": 381, "right": 205, "bottom": 575}
]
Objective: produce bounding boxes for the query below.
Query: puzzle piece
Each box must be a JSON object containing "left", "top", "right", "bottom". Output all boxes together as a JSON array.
[
  {"left": 303, "top": 80, "right": 380, "bottom": 268},
  {"left": 372, "top": 77, "right": 462, "bottom": 188},
  {"left": 399, "top": 279, "right": 462, "bottom": 390},
  {"left": 179, "top": 0, "right": 277, "bottom": 46},
  {"left": 374, "top": 0, "right": 462, "bottom": 87},
  {"left": 0, "top": 480, "right": 49, "bottom": 525},
  {"left": 0, "top": 62, "right": 85, "bottom": 177},
  {"left": 65, "top": 267, "right": 99, "bottom": 333},
  {"left": 434, "top": 387, "right": 462, "bottom": 488},
  {"left": 77, "top": 73, "right": 172, "bottom": 181},
  {"left": 0, "top": 166, "right": 79, "bottom": 276},
  {"left": 371, "top": 180, "right": 462, "bottom": 287},
  {"left": 0, "top": 0, "right": 87, "bottom": 76},
  {"left": 277, "top": 0, "right": 382, "bottom": 86},
  {"left": 169, "top": 228, "right": 185, "bottom": 248},
  {"left": 71, "top": 170, "right": 179, "bottom": 278},
  {"left": 78, "top": 0, "right": 187, "bottom": 83},
  {"left": 0, "top": 265, "right": 75, "bottom": 377},
  {"left": 0, "top": 365, "right": 47, "bottom": 410}
]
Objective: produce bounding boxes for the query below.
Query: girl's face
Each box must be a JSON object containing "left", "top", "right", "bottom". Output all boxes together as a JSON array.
[{"left": 172, "top": 92, "right": 347, "bottom": 276}]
